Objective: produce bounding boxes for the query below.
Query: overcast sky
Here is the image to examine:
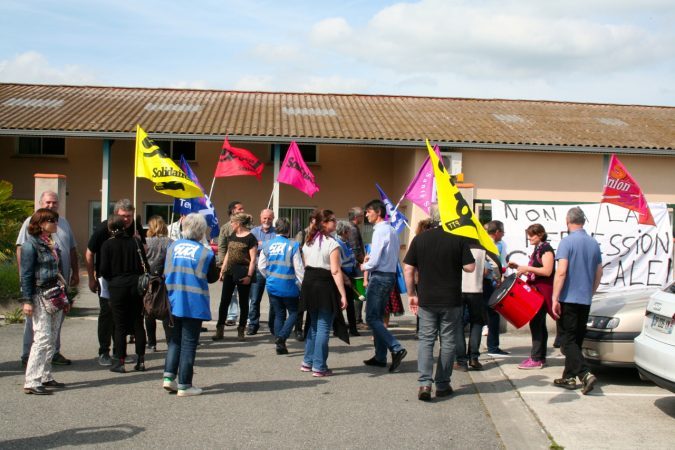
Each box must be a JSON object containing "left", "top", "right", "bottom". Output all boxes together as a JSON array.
[{"left": 1, "top": 0, "right": 673, "bottom": 106}]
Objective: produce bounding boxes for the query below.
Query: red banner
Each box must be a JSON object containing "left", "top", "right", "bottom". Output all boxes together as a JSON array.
[
  {"left": 213, "top": 138, "right": 263, "bottom": 179},
  {"left": 601, "top": 154, "right": 655, "bottom": 226}
]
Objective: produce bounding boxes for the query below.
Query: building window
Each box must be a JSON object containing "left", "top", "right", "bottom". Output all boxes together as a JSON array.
[
  {"left": 145, "top": 203, "right": 173, "bottom": 225},
  {"left": 270, "top": 144, "right": 318, "bottom": 164},
  {"left": 439, "top": 150, "right": 462, "bottom": 176},
  {"left": 89, "top": 201, "right": 115, "bottom": 235},
  {"left": 17, "top": 137, "right": 65, "bottom": 156},
  {"left": 154, "top": 140, "right": 196, "bottom": 161},
  {"left": 279, "top": 207, "right": 315, "bottom": 239}
]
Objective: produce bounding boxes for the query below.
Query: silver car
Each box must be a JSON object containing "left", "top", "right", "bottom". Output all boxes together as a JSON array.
[
  {"left": 582, "top": 288, "right": 657, "bottom": 367},
  {"left": 635, "top": 281, "right": 675, "bottom": 392}
]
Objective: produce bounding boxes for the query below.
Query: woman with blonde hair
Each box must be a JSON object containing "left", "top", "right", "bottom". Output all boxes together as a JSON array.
[
  {"left": 214, "top": 213, "right": 258, "bottom": 341},
  {"left": 144, "top": 215, "right": 172, "bottom": 351}
]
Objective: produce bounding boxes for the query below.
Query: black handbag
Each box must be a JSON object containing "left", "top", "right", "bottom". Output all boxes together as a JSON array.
[{"left": 134, "top": 238, "right": 151, "bottom": 296}]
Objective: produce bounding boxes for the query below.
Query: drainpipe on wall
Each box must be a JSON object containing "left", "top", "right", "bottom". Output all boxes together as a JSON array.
[
  {"left": 272, "top": 143, "right": 280, "bottom": 219},
  {"left": 101, "top": 139, "right": 112, "bottom": 221}
]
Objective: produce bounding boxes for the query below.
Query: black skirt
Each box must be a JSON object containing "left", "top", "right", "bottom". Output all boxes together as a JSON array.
[{"left": 301, "top": 266, "right": 349, "bottom": 345}]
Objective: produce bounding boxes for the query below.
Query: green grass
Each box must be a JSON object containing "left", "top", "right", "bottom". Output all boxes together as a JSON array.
[
  {"left": 4, "top": 306, "right": 24, "bottom": 324},
  {"left": 0, "top": 261, "right": 20, "bottom": 301}
]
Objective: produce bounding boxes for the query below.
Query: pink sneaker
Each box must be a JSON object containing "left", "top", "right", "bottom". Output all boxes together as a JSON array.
[
  {"left": 518, "top": 358, "right": 544, "bottom": 369},
  {"left": 300, "top": 364, "right": 312, "bottom": 372},
  {"left": 312, "top": 369, "right": 333, "bottom": 377}
]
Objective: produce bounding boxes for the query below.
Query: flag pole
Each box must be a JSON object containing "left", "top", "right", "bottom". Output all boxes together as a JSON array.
[
  {"left": 594, "top": 154, "right": 612, "bottom": 237},
  {"left": 133, "top": 125, "right": 138, "bottom": 225},
  {"left": 267, "top": 188, "right": 274, "bottom": 210},
  {"left": 272, "top": 144, "right": 281, "bottom": 218},
  {"left": 391, "top": 194, "right": 406, "bottom": 213},
  {"left": 208, "top": 176, "right": 216, "bottom": 202}
]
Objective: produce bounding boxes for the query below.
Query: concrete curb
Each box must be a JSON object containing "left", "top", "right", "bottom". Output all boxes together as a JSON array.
[{"left": 470, "top": 360, "right": 553, "bottom": 450}]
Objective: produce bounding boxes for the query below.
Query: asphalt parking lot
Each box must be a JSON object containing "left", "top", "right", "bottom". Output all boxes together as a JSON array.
[{"left": 1, "top": 277, "right": 673, "bottom": 449}]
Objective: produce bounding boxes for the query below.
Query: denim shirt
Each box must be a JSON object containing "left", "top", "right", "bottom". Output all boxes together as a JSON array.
[{"left": 20, "top": 235, "right": 61, "bottom": 303}]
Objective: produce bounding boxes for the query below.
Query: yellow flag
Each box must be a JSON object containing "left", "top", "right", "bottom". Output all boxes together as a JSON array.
[
  {"left": 135, "top": 125, "right": 203, "bottom": 199},
  {"left": 426, "top": 139, "right": 500, "bottom": 261}
]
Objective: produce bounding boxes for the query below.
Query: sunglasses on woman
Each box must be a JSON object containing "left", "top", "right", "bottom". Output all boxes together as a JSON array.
[{"left": 44, "top": 218, "right": 57, "bottom": 223}]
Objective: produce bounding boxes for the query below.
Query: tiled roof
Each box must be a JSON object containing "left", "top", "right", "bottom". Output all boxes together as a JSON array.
[{"left": 0, "top": 83, "right": 673, "bottom": 152}]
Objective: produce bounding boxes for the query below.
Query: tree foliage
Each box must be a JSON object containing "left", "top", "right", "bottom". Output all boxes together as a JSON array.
[{"left": 0, "top": 180, "right": 33, "bottom": 262}]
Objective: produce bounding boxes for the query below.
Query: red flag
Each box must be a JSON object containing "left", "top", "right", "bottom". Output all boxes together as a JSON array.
[
  {"left": 601, "top": 154, "right": 655, "bottom": 226},
  {"left": 214, "top": 138, "right": 263, "bottom": 179},
  {"left": 278, "top": 141, "right": 319, "bottom": 197}
]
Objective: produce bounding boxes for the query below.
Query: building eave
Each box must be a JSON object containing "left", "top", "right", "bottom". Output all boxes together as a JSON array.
[{"left": 0, "top": 128, "right": 672, "bottom": 156}]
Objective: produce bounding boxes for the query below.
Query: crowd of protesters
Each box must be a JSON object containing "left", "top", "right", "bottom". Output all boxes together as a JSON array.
[{"left": 17, "top": 192, "right": 601, "bottom": 399}]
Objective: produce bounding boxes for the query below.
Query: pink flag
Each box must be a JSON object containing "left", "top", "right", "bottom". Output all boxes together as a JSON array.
[
  {"left": 601, "top": 154, "right": 655, "bottom": 226},
  {"left": 403, "top": 145, "right": 442, "bottom": 214},
  {"left": 278, "top": 141, "right": 320, "bottom": 197}
]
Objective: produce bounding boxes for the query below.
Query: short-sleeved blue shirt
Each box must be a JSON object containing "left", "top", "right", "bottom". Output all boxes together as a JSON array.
[{"left": 556, "top": 229, "right": 602, "bottom": 305}]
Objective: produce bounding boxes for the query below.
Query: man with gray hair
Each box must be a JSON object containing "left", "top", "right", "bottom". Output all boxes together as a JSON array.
[
  {"left": 552, "top": 207, "right": 603, "bottom": 394},
  {"left": 403, "top": 204, "right": 476, "bottom": 400},
  {"left": 247, "top": 208, "right": 276, "bottom": 335},
  {"left": 86, "top": 198, "right": 141, "bottom": 366},
  {"left": 16, "top": 190, "right": 78, "bottom": 367}
]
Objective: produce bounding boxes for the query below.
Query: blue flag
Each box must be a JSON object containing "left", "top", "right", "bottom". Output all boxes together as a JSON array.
[
  {"left": 375, "top": 183, "right": 408, "bottom": 234},
  {"left": 173, "top": 155, "right": 220, "bottom": 239}
]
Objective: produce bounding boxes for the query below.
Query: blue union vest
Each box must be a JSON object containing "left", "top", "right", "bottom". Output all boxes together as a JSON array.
[
  {"left": 263, "top": 236, "right": 300, "bottom": 298},
  {"left": 165, "top": 239, "right": 213, "bottom": 320}
]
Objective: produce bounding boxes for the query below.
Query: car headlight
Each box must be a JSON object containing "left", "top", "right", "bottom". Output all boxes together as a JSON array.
[{"left": 587, "top": 316, "right": 620, "bottom": 329}]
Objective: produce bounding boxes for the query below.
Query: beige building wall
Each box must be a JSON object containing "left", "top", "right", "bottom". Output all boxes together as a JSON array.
[{"left": 2, "top": 136, "right": 674, "bottom": 258}]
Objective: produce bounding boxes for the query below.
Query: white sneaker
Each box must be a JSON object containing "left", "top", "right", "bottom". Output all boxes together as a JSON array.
[
  {"left": 177, "top": 386, "right": 203, "bottom": 397},
  {"left": 163, "top": 377, "right": 177, "bottom": 392}
]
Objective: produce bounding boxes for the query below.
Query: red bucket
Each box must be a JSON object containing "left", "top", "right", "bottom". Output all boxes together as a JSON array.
[{"left": 489, "top": 274, "right": 544, "bottom": 329}]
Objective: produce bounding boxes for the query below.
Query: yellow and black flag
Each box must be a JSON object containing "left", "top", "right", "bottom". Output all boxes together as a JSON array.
[
  {"left": 426, "top": 139, "right": 501, "bottom": 268},
  {"left": 135, "top": 125, "right": 203, "bottom": 198}
]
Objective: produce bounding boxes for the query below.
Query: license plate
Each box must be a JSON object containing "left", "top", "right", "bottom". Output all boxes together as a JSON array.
[{"left": 651, "top": 315, "right": 673, "bottom": 334}]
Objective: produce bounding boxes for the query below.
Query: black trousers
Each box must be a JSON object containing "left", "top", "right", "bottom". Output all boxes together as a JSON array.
[
  {"left": 109, "top": 283, "right": 146, "bottom": 360},
  {"left": 344, "top": 283, "right": 358, "bottom": 333},
  {"left": 217, "top": 275, "right": 251, "bottom": 328},
  {"left": 529, "top": 302, "right": 548, "bottom": 361},
  {"left": 560, "top": 302, "right": 591, "bottom": 379},
  {"left": 145, "top": 316, "right": 173, "bottom": 346},
  {"left": 98, "top": 296, "right": 115, "bottom": 356}
]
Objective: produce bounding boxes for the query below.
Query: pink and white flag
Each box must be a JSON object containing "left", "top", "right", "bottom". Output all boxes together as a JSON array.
[
  {"left": 601, "top": 154, "right": 655, "bottom": 226},
  {"left": 403, "top": 144, "right": 442, "bottom": 214},
  {"left": 278, "top": 141, "right": 320, "bottom": 197}
]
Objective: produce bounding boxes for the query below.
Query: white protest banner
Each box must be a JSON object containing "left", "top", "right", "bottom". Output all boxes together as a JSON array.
[{"left": 491, "top": 200, "right": 673, "bottom": 293}]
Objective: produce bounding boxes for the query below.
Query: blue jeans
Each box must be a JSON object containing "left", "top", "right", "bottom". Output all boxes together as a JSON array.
[
  {"left": 226, "top": 290, "right": 239, "bottom": 321},
  {"left": 164, "top": 316, "right": 202, "bottom": 389},
  {"left": 456, "top": 293, "right": 485, "bottom": 363},
  {"left": 483, "top": 280, "right": 501, "bottom": 352},
  {"left": 365, "top": 272, "right": 403, "bottom": 363},
  {"left": 269, "top": 294, "right": 298, "bottom": 340},
  {"left": 22, "top": 314, "right": 63, "bottom": 359},
  {"left": 418, "top": 306, "right": 462, "bottom": 390},
  {"left": 303, "top": 308, "right": 335, "bottom": 372},
  {"left": 247, "top": 269, "right": 269, "bottom": 328}
]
